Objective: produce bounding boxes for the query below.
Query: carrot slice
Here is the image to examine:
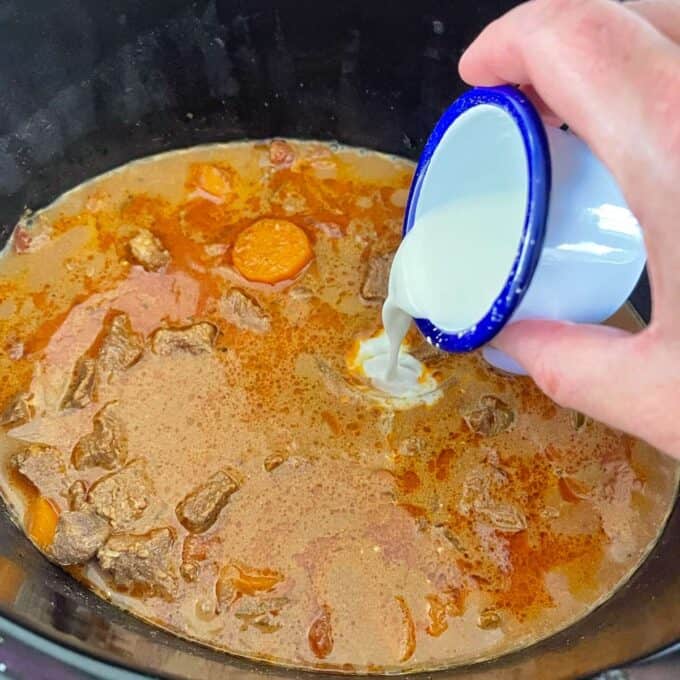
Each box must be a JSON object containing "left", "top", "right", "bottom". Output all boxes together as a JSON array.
[
  {"left": 26, "top": 496, "right": 59, "bottom": 550},
  {"left": 233, "top": 218, "right": 312, "bottom": 283}
]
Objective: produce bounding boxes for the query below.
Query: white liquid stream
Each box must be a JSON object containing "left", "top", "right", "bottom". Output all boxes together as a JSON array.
[{"left": 368, "top": 194, "right": 524, "bottom": 394}]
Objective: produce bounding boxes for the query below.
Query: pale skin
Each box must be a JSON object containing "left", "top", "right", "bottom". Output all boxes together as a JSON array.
[{"left": 458, "top": 0, "right": 680, "bottom": 459}]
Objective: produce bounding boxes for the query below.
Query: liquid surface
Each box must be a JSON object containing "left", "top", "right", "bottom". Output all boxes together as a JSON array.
[{"left": 0, "top": 141, "right": 677, "bottom": 674}]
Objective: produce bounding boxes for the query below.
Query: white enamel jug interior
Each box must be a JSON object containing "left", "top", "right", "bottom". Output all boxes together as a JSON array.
[{"left": 406, "top": 103, "right": 528, "bottom": 334}]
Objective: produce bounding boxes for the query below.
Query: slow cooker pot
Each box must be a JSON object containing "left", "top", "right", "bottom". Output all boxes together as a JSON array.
[{"left": 0, "top": 1, "right": 677, "bottom": 678}]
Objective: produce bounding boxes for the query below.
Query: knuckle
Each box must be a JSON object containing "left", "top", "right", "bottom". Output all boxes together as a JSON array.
[
  {"left": 537, "top": 0, "right": 606, "bottom": 29},
  {"left": 538, "top": 0, "right": 638, "bottom": 64}
]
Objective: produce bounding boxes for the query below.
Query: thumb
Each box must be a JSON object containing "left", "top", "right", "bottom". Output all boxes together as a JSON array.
[{"left": 493, "top": 319, "right": 645, "bottom": 431}]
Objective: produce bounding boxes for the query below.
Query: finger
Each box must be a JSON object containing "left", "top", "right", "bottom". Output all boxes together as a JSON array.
[
  {"left": 494, "top": 319, "right": 680, "bottom": 457},
  {"left": 626, "top": 0, "right": 680, "bottom": 43},
  {"left": 458, "top": 0, "right": 680, "bottom": 318},
  {"left": 457, "top": 0, "right": 680, "bottom": 191}
]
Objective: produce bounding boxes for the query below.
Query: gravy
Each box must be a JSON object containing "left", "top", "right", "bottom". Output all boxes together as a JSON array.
[{"left": 0, "top": 140, "right": 677, "bottom": 673}]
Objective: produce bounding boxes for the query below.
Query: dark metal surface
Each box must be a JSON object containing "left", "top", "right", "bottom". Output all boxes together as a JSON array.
[{"left": 0, "top": 1, "right": 673, "bottom": 679}]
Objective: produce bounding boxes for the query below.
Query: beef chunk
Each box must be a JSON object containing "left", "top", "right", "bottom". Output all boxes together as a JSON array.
[
  {"left": 463, "top": 396, "right": 515, "bottom": 437},
  {"left": 72, "top": 403, "right": 127, "bottom": 470},
  {"left": 97, "top": 312, "right": 144, "bottom": 376},
  {"left": 176, "top": 469, "right": 239, "bottom": 533},
  {"left": 12, "top": 444, "right": 67, "bottom": 496},
  {"left": 128, "top": 229, "right": 170, "bottom": 271},
  {"left": 361, "top": 251, "right": 394, "bottom": 302},
  {"left": 151, "top": 322, "right": 217, "bottom": 356},
  {"left": 1, "top": 392, "right": 32, "bottom": 426},
  {"left": 88, "top": 460, "right": 152, "bottom": 529},
  {"left": 61, "top": 357, "right": 96, "bottom": 409},
  {"left": 219, "top": 289, "right": 270, "bottom": 334},
  {"left": 51, "top": 511, "right": 111, "bottom": 565},
  {"left": 97, "top": 527, "right": 177, "bottom": 597},
  {"left": 62, "top": 313, "right": 142, "bottom": 407}
]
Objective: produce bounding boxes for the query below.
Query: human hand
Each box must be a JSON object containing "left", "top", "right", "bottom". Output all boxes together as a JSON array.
[{"left": 459, "top": 0, "right": 680, "bottom": 458}]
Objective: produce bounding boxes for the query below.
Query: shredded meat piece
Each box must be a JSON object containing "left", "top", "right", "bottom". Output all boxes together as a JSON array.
[
  {"left": 361, "top": 251, "right": 394, "bottom": 302},
  {"left": 12, "top": 444, "right": 68, "bottom": 497},
  {"left": 97, "top": 312, "right": 144, "bottom": 376},
  {"left": 463, "top": 396, "right": 515, "bottom": 437},
  {"left": 61, "top": 357, "right": 96, "bottom": 410},
  {"left": 219, "top": 289, "right": 270, "bottom": 334},
  {"left": 88, "top": 460, "right": 152, "bottom": 529},
  {"left": 176, "top": 469, "right": 239, "bottom": 533},
  {"left": 128, "top": 229, "right": 170, "bottom": 271},
  {"left": 72, "top": 403, "right": 127, "bottom": 470},
  {"left": 1, "top": 392, "right": 33, "bottom": 426},
  {"left": 98, "top": 527, "right": 177, "bottom": 597},
  {"left": 151, "top": 322, "right": 218, "bottom": 356},
  {"left": 51, "top": 511, "right": 111, "bottom": 565}
]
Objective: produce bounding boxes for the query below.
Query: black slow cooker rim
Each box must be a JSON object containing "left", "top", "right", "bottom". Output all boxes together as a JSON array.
[{"left": 1, "top": 535, "right": 679, "bottom": 680}]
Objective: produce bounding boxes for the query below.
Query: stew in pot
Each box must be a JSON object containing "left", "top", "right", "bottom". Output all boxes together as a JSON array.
[{"left": 0, "top": 140, "right": 677, "bottom": 673}]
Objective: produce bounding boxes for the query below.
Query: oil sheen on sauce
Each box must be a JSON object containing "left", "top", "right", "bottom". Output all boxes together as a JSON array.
[{"left": 0, "top": 140, "right": 677, "bottom": 674}]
